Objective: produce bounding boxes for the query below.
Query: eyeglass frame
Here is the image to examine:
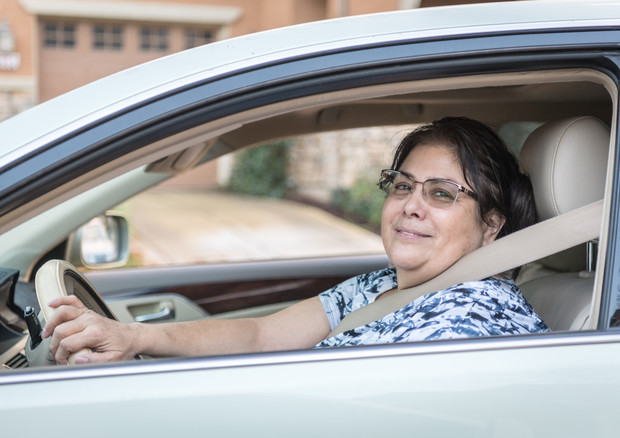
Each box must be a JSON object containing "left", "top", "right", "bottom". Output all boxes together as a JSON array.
[{"left": 378, "top": 169, "right": 477, "bottom": 207}]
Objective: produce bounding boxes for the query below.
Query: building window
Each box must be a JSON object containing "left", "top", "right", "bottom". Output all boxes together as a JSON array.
[
  {"left": 139, "top": 27, "right": 169, "bottom": 52},
  {"left": 93, "top": 24, "right": 124, "bottom": 50},
  {"left": 43, "top": 22, "right": 76, "bottom": 49},
  {"left": 184, "top": 29, "right": 214, "bottom": 49}
]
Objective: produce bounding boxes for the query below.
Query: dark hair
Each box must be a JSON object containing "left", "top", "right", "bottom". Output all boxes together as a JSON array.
[{"left": 391, "top": 117, "right": 536, "bottom": 242}]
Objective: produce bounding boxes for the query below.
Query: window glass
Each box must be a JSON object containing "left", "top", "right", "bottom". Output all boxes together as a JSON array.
[
  {"left": 93, "top": 24, "right": 124, "bottom": 50},
  {"left": 185, "top": 29, "right": 214, "bottom": 49},
  {"left": 498, "top": 121, "right": 543, "bottom": 156},
  {"left": 109, "top": 126, "right": 414, "bottom": 269},
  {"left": 140, "top": 27, "right": 170, "bottom": 52},
  {"left": 42, "top": 22, "right": 75, "bottom": 48}
]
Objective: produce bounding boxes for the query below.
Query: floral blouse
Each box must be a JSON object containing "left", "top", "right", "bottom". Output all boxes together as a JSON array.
[{"left": 316, "top": 267, "right": 549, "bottom": 348}]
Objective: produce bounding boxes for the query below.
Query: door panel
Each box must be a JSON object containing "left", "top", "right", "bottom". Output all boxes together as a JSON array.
[
  {"left": 3, "top": 334, "right": 619, "bottom": 436},
  {"left": 87, "top": 254, "right": 389, "bottom": 314}
]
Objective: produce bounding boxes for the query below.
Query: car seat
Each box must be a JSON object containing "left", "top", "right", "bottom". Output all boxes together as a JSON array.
[{"left": 518, "top": 116, "right": 609, "bottom": 331}]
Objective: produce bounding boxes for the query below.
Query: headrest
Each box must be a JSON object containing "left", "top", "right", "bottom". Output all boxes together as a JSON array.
[
  {"left": 520, "top": 116, "right": 609, "bottom": 221},
  {"left": 519, "top": 116, "right": 609, "bottom": 272}
]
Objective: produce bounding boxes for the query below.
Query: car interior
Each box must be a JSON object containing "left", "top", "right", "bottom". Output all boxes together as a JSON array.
[
  {"left": 186, "top": 68, "right": 614, "bottom": 332},
  {"left": 519, "top": 116, "right": 609, "bottom": 331},
  {"left": 0, "top": 66, "right": 615, "bottom": 369}
]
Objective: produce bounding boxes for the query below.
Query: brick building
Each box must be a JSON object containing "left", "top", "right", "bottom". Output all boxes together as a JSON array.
[{"left": 0, "top": 0, "right": 521, "bottom": 118}]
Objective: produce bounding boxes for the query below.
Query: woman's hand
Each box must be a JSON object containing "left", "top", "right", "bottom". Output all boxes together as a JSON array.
[{"left": 41, "top": 295, "right": 139, "bottom": 364}]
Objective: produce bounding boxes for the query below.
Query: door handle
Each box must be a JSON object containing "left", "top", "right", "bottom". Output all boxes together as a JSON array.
[{"left": 134, "top": 302, "right": 175, "bottom": 323}]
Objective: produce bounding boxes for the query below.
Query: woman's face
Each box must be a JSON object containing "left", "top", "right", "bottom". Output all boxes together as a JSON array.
[{"left": 381, "top": 143, "right": 503, "bottom": 287}]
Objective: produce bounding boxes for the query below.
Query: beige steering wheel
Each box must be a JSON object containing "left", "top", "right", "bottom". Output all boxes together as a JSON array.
[{"left": 32, "top": 259, "right": 118, "bottom": 365}]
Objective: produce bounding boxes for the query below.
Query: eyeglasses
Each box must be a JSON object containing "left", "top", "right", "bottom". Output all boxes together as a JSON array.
[{"left": 378, "top": 169, "right": 477, "bottom": 208}]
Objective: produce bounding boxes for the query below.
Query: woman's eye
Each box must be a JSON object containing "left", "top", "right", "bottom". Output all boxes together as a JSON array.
[
  {"left": 393, "top": 182, "right": 412, "bottom": 192},
  {"left": 429, "top": 188, "right": 456, "bottom": 202}
]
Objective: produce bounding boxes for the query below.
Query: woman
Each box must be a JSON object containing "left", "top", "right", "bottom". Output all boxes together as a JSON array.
[{"left": 42, "top": 117, "right": 548, "bottom": 364}]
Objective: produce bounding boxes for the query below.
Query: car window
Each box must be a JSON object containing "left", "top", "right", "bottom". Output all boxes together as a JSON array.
[
  {"left": 77, "top": 122, "right": 548, "bottom": 270},
  {"left": 103, "top": 126, "right": 415, "bottom": 269}
]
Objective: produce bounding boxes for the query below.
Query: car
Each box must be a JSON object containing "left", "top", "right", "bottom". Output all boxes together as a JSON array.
[{"left": 1, "top": 0, "right": 620, "bottom": 435}]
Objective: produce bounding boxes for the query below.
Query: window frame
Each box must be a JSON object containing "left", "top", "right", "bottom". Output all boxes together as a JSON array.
[{"left": 2, "top": 27, "right": 620, "bottom": 337}]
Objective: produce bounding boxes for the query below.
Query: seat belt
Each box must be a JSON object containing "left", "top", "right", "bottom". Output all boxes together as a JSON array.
[{"left": 327, "top": 200, "right": 603, "bottom": 338}]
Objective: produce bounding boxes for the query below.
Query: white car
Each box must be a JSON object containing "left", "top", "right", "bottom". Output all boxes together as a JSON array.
[{"left": 0, "top": 1, "right": 619, "bottom": 435}]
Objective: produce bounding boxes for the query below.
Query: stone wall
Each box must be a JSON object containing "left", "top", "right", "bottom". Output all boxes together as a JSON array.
[{"left": 287, "top": 126, "right": 414, "bottom": 203}]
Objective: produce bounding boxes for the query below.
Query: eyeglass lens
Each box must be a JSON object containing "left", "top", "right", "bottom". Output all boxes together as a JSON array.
[{"left": 380, "top": 170, "right": 462, "bottom": 207}]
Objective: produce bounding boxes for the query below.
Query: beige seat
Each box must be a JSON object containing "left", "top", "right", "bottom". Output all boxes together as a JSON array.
[{"left": 518, "top": 116, "right": 609, "bottom": 331}]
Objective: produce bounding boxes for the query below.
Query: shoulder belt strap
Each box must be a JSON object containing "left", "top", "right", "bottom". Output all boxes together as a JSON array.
[{"left": 327, "top": 200, "right": 603, "bottom": 338}]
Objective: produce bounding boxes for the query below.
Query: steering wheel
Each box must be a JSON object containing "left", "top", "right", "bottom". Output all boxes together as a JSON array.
[{"left": 28, "top": 259, "right": 118, "bottom": 366}]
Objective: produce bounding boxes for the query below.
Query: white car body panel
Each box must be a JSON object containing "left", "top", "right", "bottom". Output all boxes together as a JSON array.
[{"left": 3, "top": 335, "right": 620, "bottom": 436}]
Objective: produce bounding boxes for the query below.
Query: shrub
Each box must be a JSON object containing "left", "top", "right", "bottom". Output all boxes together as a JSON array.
[
  {"left": 227, "top": 140, "right": 291, "bottom": 198},
  {"left": 331, "top": 177, "right": 384, "bottom": 232}
]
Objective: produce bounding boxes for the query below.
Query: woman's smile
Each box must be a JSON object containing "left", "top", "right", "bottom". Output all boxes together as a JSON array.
[{"left": 395, "top": 226, "right": 431, "bottom": 239}]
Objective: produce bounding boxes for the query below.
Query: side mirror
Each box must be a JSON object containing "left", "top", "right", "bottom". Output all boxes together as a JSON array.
[{"left": 67, "top": 212, "right": 130, "bottom": 269}]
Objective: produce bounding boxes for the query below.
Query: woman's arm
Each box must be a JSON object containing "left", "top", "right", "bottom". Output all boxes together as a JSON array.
[{"left": 42, "top": 295, "right": 331, "bottom": 364}]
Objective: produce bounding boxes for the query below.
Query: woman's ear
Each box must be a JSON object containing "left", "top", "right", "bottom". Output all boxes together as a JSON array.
[{"left": 482, "top": 210, "right": 506, "bottom": 246}]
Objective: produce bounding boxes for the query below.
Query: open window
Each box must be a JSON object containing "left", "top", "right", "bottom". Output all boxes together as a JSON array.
[{"left": 52, "top": 68, "right": 615, "bottom": 333}]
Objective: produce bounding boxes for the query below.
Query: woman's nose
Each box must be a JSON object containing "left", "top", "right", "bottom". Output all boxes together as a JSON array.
[{"left": 403, "top": 186, "right": 427, "bottom": 218}]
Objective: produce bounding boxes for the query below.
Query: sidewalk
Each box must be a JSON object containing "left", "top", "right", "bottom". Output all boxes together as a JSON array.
[{"left": 123, "top": 190, "right": 385, "bottom": 266}]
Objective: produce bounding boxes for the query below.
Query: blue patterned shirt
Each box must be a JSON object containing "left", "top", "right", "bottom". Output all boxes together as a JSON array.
[{"left": 316, "top": 267, "right": 549, "bottom": 348}]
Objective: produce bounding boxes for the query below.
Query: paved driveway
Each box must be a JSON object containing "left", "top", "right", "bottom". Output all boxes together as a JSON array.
[{"left": 123, "top": 190, "right": 385, "bottom": 266}]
